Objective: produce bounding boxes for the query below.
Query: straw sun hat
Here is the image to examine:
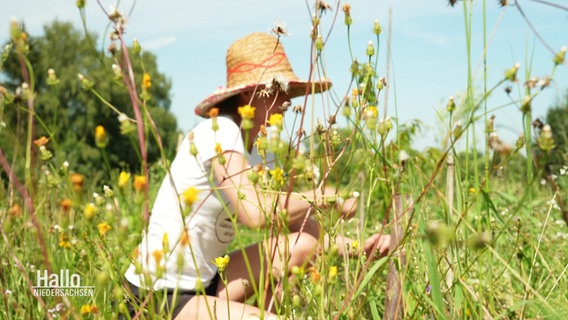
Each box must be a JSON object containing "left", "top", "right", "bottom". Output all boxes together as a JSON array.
[{"left": 194, "top": 32, "right": 332, "bottom": 117}]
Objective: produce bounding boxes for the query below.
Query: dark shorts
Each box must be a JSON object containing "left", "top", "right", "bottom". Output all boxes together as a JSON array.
[{"left": 124, "top": 274, "right": 220, "bottom": 319}]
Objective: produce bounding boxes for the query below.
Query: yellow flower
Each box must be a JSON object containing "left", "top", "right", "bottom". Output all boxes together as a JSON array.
[
  {"left": 142, "top": 73, "right": 152, "bottom": 90},
  {"left": 215, "top": 143, "right": 223, "bottom": 155},
  {"left": 469, "top": 187, "right": 476, "bottom": 194},
  {"left": 94, "top": 125, "right": 108, "bottom": 148},
  {"left": 269, "top": 167, "right": 285, "bottom": 189},
  {"left": 213, "top": 255, "right": 230, "bottom": 272},
  {"left": 267, "top": 113, "right": 283, "bottom": 129},
  {"left": 84, "top": 203, "right": 96, "bottom": 220},
  {"left": 133, "top": 175, "right": 147, "bottom": 192},
  {"left": 152, "top": 249, "right": 163, "bottom": 265},
  {"left": 365, "top": 106, "right": 378, "bottom": 118},
  {"left": 238, "top": 104, "right": 256, "bottom": 120},
  {"left": 162, "top": 232, "right": 169, "bottom": 251},
  {"left": 351, "top": 240, "right": 359, "bottom": 250},
  {"left": 59, "top": 233, "right": 72, "bottom": 248},
  {"left": 182, "top": 187, "right": 199, "bottom": 207},
  {"left": 80, "top": 304, "right": 92, "bottom": 315},
  {"left": 98, "top": 222, "right": 112, "bottom": 237},
  {"left": 118, "top": 171, "right": 131, "bottom": 188},
  {"left": 328, "top": 266, "right": 338, "bottom": 281}
]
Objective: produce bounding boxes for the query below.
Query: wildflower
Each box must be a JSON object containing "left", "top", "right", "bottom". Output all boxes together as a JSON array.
[
  {"left": 76, "top": 0, "right": 86, "bottom": 9},
  {"left": 328, "top": 266, "right": 338, "bottom": 282},
  {"left": 133, "top": 175, "right": 147, "bottom": 192},
  {"left": 267, "top": 113, "right": 283, "bottom": 130},
  {"left": 342, "top": 4, "right": 352, "bottom": 26},
  {"left": 366, "top": 41, "right": 375, "bottom": 57},
  {"left": 538, "top": 124, "right": 556, "bottom": 152},
  {"left": 315, "top": 35, "right": 324, "bottom": 52},
  {"left": 84, "top": 203, "right": 96, "bottom": 220},
  {"left": 97, "top": 222, "right": 112, "bottom": 237},
  {"left": 238, "top": 104, "right": 255, "bottom": 120},
  {"left": 47, "top": 68, "right": 59, "bottom": 86},
  {"left": 504, "top": 63, "right": 520, "bottom": 82},
  {"left": 112, "top": 64, "right": 122, "bottom": 79},
  {"left": 39, "top": 146, "right": 53, "bottom": 161},
  {"left": 80, "top": 304, "right": 92, "bottom": 315},
  {"left": 77, "top": 73, "right": 93, "bottom": 90},
  {"left": 152, "top": 249, "right": 163, "bottom": 265},
  {"left": 189, "top": 132, "right": 198, "bottom": 157},
  {"left": 269, "top": 167, "right": 285, "bottom": 189},
  {"left": 180, "top": 229, "right": 190, "bottom": 246},
  {"left": 309, "top": 266, "right": 321, "bottom": 283},
  {"left": 142, "top": 73, "right": 152, "bottom": 90},
  {"left": 373, "top": 19, "right": 382, "bottom": 35},
  {"left": 377, "top": 117, "right": 393, "bottom": 136},
  {"left": 103, "top": 185, "right": 113, "bottom": 198},
  {"left": 271, "top": 20, "right": 288, "bottom": 37},
  {"left": 351, "top": 240, "right": 359, "bottom": 250},
  {"left": 553, "top": 46, "right": 566, "bottom": 66},
  {"left": 208, "top": 107, "right": 219, "bottom": 118},
  {"left": 70, "top": 173, "right": 84, "bottom": 192},
  {"left": 182, "top": 187, "right": 199, "bottom": 207},
  {"left": 59, "top": 233, "right": 72, "bottom": 248},
  {"left": 213, "top": 255, "right": 231, "bottom": 272},
  {"left": 118, "top": 113, "right": 135, "bottom": 134},
  {"left": 118, "top": 171, "right": 130, "bottom": 188},
  {"left": 377, "top": 77, "right": 387, "bottom": 91},
  {"left": 364, "top": 106, "right": 378, "bottom": 118},
  {"left": 132, "top": 38, "right": 141, "bottom": 55},
  {"left": 238, "top": 105, "right": 256, "bottom": 130},
  {"left": 61, "top": 199, "right": 72, "bottom": 212},
  {"left": 162, "top": 232, "right": 170, "bottom": 252},
  {"left": 94, "top": 125, "right": 108, "bottom": 148},
  {"left": 8, "top": 204, "right": 22, "bottom": 217},
  {"left": 446, "top": 96, "right": 456, "bottom": 113}
]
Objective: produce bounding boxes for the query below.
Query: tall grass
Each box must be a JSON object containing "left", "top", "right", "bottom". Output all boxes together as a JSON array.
[{"left": 1, "top": 1, "right": 567, "bottom": 319}]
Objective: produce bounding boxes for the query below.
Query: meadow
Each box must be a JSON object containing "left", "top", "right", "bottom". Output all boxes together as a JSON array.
[{"left": 1, "top": 1, "right": 567, "bottom": 319}]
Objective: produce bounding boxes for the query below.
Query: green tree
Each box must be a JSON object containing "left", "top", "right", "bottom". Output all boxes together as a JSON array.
[{"left": 0, "top": 21, "right": 179, "bottom": 183}]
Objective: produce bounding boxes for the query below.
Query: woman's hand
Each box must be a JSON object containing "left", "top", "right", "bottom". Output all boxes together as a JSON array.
[{"left": 363, "top": 233, "right": 391, "bottom": 259}]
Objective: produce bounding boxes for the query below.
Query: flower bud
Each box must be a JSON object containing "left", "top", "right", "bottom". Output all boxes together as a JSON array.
[
  {"left": 366, "top": 41, "right": 375, "bottom": 57},
  {"left": 504, "top": 63, "right": 520, "bottom": 82},
  {"left": 373, "top": 20, "right": 382, "bottom": 35},
  {"left": 553, "top": 46, "right": 566, "bottom": 66},
  {"left": 132, "top": 38, "right": 141, "bottom": 55},
  {"left": 446, "top": 96, "right": 456, "bottom": 113}
]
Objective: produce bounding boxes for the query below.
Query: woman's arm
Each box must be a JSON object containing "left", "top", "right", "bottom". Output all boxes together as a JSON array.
[{"left": 212, "top": 151, "right": 331, "bottom": 229}]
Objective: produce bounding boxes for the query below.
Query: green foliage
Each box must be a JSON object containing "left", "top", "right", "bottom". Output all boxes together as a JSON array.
[{"left": 0, "top": 21, "right": 179, "bottom": 182}]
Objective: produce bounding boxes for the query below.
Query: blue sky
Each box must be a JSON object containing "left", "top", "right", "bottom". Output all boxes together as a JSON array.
[{"left": 2, "top": 0, "right": 567, "bottom": 150}]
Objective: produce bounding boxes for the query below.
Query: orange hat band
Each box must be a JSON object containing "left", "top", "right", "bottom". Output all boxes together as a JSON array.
[{"left": 227, "top": 52, "right": 287, "bottom": 77}]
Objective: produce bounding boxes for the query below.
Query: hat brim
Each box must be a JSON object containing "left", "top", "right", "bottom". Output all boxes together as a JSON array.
[{"left": 194, "top": 79, "right": 332, "bottom": 118}]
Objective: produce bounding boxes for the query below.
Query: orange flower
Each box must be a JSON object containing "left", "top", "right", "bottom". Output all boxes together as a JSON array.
[
  {"left": 60, "top": 199, "right": 72, "bottom": 212},
  {"left": 7, "top": 204, "right": 22, "bottom": 217},
  {"left": 70, "top": 173, "right": 84, "bottom": 192},
  {"left": 152, "top": 249, "right": 163, "bottom": 264},
  {"left": 133, "top": 175, "right": 147, "bottom": 192},
  {"left": 180, "top": 229, "right": 190, "bottom": 246},
  {"left": 33, "top": 136, "right": 49, "bottom": 147},
  {"left": 208, "top": 107, "right": 219, "bottom": 118}
]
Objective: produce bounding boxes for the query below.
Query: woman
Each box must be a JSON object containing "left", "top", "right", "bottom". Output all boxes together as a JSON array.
[{"left": 124, "top": 32, "right": 390, "bottom": 319}]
